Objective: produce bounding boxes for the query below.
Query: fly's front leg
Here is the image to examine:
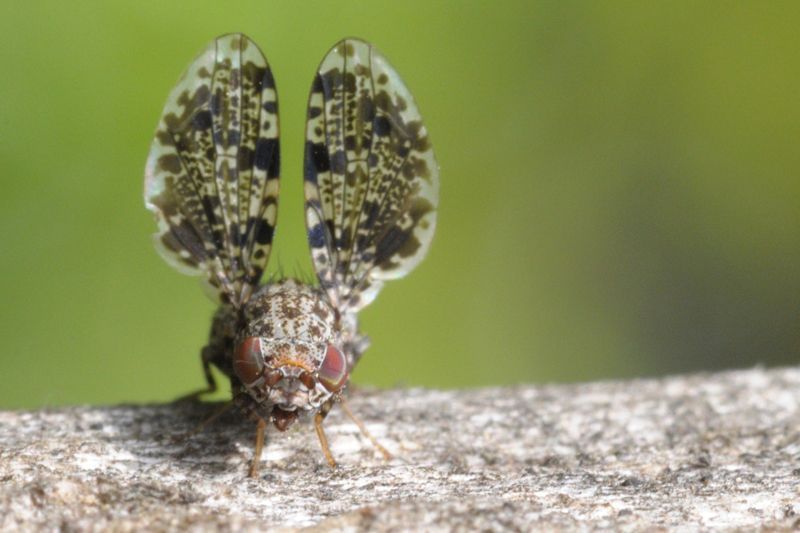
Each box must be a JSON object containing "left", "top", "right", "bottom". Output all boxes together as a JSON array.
[
  {"left": 249, "top": 418, "right": 268, "bottom": 478},
  {"left": 314, "top": 399, "right": 337, "bottom": 468},
  {"left": 234, "top": 392, "right": 271, "bottom": 478}
]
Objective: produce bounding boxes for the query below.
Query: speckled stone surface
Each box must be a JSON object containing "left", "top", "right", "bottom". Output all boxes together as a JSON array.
[{"left": 1, "top": 367, "right": 799, "bottom": 531}]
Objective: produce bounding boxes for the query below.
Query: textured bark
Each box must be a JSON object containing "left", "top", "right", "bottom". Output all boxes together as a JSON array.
[{"left": 1, "top": 367, "right": 799, "bottom": 531}]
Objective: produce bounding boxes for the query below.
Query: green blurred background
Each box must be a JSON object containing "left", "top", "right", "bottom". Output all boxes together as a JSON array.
[{"left": 1, "top": 2, "right": 798, "bottom": 408}]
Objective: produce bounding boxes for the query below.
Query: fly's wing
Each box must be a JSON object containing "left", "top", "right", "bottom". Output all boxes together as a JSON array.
[
  {"left": 304, "top": 39, "right": 439, "bottom": 313},
  {"left": 144, "top": 33, "right": 280, "bottom": 307}
]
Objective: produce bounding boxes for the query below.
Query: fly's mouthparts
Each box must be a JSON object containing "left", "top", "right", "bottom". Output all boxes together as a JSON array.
[{"left": 271, "top": 406, "right": 298, "bottom": 432}]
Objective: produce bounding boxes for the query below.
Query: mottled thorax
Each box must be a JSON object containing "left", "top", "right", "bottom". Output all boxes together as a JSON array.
[{"left": 243, "top": 279, "right": 338, "bottom": 350}]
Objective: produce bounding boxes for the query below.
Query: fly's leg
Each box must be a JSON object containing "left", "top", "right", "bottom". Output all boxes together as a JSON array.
[
  {"left": 172, "top": 400, "right": 233, "bottom": 443},
  {"left": 314, "top": 400, "right": 337, "bottom": 468},
  {"left": 173, "top": 346, "right": 219, "bottom": 403},
  {"left": 249, "top": 418, "right": 268, "bottom": 478},
  {"left": 234, "top": 392, "right": 271, "bottom": 478},
  {"left": 339, "top": 396, "right": 392, "bottom": 461},
  {"left": 175, "top": 305, "right": 238, "bottom": 403}
]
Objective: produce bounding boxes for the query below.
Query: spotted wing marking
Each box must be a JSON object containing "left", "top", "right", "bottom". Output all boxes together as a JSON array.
[
  {"left": 304, "top": 39, "right": 438, "bottom": 312},
  {"left": 145, "top": 33, "right": 280, "bottom": 306}
]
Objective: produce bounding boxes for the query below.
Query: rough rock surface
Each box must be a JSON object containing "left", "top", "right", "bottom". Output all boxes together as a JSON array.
[{"left": 1, "top": 367, "right": 799, "bottom": 531}]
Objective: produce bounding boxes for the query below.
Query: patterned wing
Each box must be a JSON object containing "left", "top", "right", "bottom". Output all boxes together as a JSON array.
[
  {"left": 304, "top": 39, "right": 439, "bottom": 312},
  {"left": 145, "top": 33, "right": 280, "bottom": 307}
]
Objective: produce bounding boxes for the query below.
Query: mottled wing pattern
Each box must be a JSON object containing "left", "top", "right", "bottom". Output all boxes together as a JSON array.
[
  {"left": 304, "top": 39, "right": 438, "bottom": 312},
  {"left": 145, "top": 33, "right": 280, "bottom": 307}
]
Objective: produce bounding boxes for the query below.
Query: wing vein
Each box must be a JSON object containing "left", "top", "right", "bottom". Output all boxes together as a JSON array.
[
  {"left": 210, "top": 38, "right": 233, "bottom": 277},
  {"left": 165, "top": 127, "right": 232, "bottom": 294},
  {"left": 344, "top": 44, "right": 377, "bottom": 285},
  {"left": 340, "top": 47, "right": 350, "bottom": 265}
]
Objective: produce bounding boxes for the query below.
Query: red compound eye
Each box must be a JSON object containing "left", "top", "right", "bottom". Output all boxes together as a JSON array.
[
  {"left": 319, "top": 344, "right": 348, "bottom": 392},
  {"left": 233, "top": 337, "right": 264, "bottom": 386}
]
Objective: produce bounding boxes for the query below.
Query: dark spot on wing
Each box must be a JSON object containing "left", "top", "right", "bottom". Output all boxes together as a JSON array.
[
  {"left": 308, "top": 223, "right": 326, "bottom": 248},
  {"left": 238, "top": 146, "right": 254, "bottom": 170},
  {"left": 360, "top": 98, "right": 375, "bottom": 122},
  {"left": 335, "top": 231, "right": 351, "bottom": 251},
  {"left": 363, "top": 201, "right": 380, "bottom": 228},
  {"left": 192, "top": 110, "right": 212, "bottom": 130},
  {"left": 330, "top": 150, "right": 347, "bottom": 174},
  {"left": 262, "top": 68, "right": 276, "bottom": 90},
  {"left": 229, "top": 222, "right": 240, "bottom": 246},
  {"left": 374, "top": 91, "right": 391, "bottom": 112},
  {"left": 201, "top": 196, "right": 216, "bottom": 221},
  {"left": 305, "top": 142, "right": 330, "bottom": 183},
  {"left": 374, "top": 116, "right": 392, "bottom": 137},
  {"left": 167, "top": 219, "right": 208, "bottom": 262},
  {"left": 375, "top": 226, "right": 412, "bottom": 264},
  {"left": 255, "top": 138, "right": 280, "bottom": 178},
  {"left": 158, "top": 154, "right": 182, "bottom": 173},
  {"left": 310, "top": 74, "right": 323, "bottom": 93},
  {"left": 320, "top": 69, "right": 344, "bottom": 99},
  {"left": 343, "top": 73, "right": 356, "bottom": 93},
  {"left": 255, "top": 221, "right": 274, "bottom": 245}
]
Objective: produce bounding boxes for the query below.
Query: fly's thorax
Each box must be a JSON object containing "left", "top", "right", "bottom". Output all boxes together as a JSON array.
[
  {"left": 243, "top": 279, "right": 338, "bottom": 343},
  {"left": 231, "top": 279, "right": 354, "bottom": 425}
]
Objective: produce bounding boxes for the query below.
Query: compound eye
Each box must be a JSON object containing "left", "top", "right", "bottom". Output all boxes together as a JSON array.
[
  {"left": 233, "top": 337, "right": 264, "bottom": 386},
  {"left": 319, "top": 344, "right": 348, "bottom": 392}
]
